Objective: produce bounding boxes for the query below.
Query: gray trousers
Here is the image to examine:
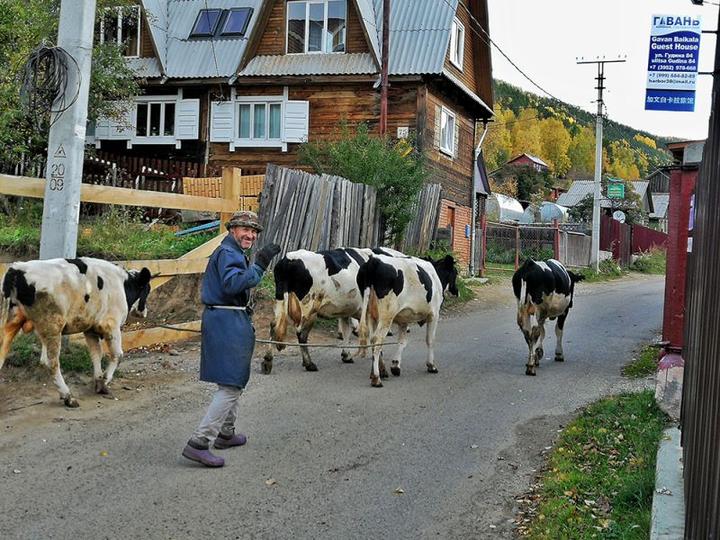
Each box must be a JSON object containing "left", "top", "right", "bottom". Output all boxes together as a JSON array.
[{"left": 191, "top": 384, "right": 244, "bottom": 445}]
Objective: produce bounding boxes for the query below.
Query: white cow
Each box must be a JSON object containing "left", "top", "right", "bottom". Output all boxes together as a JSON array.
[
  {"left": 266, "top": 247, "right": 406, "bottom": 374},
  {"left": 357, "top": 254, "right": 458, "bottom": 387},
  {"left": 0, "top": 258, "right": 152, "bottom": 407}
]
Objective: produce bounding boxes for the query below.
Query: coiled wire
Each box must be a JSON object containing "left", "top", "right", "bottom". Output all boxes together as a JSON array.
[{"left": 20, "top": 44, "right": 81, "bottom": 131}]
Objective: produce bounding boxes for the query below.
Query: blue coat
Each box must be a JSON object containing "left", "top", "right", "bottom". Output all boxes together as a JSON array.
[{"left": 199, "top": 234, "right": 264, "bottom": 388}]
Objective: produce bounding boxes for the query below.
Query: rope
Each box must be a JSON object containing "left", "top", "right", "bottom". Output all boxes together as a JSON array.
[{"left": 152, "top": 324, "right": 401, "bottom": 348}]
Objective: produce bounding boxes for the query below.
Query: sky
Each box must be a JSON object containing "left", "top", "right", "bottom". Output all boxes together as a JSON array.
[{"left": 487, "top": 0, "right": 718, "bottom": 141}]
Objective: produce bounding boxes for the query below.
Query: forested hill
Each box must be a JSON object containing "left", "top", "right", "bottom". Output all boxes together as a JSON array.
[{"left": 483, "top": 80, "right": 674, "bottom": 180}]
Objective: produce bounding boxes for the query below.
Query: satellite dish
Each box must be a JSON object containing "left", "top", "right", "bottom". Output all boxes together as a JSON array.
[{"left": 613, "top": 210, "right": 626, "bottom": 223}]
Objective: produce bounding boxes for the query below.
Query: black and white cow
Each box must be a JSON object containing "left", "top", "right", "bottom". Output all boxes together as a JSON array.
[
  {"left": 0, "top": 258, "right": 152, "bottom": 407},
  {"left": 357, "top": 254, "right": 458, "bottom": 387},
  {"left": 266, "top": 247, "right": 406, "bottom": 374},
  {"left": 512, "top": 258, "right": 584, "bottom": 376}
]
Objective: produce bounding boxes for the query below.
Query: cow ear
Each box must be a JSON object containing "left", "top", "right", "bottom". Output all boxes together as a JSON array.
[
  {"left": 138, "top": 267, "right": 152, "bottom": 285},
  {"left": 443, "top": 255, "right": 455, "bottom": 267}
]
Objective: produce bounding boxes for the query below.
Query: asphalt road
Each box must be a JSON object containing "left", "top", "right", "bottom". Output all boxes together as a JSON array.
[{"left": 0, "top": 275, "right": 664, "bottom": 539}]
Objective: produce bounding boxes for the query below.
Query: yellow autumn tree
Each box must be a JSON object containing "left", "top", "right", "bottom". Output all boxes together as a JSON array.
[
  {"left": 634, "top": 134, "right": 657, "bottom": 150},
  {"left": 607, "top": 140, "right": 640, "bottom": 180},
  {"left": 511, "top": 108, "right": 543, "bottom": 158},
  {"left": 483, "top": 104, "right": 515, "bottom": 171},
  {"left": 568, "top": 126, "right": 596, "bottom": 177},
  {"left": 539, "top": 117, "right": 571, "bottom": 175}
]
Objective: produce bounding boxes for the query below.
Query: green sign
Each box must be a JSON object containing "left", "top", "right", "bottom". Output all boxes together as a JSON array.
[{"left": 607, "top": 183, "right": 625, "bottom": 199}]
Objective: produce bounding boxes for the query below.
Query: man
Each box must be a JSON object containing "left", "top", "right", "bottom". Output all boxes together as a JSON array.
[{"left": 182, "top": 211, "right": 280, "bottom": 467}]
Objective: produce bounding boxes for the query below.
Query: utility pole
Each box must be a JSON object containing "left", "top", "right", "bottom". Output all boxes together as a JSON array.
[
  {"left": 39, "top": 0, "right": 97, "bottom": 259},
  {"left": 379, "top": 0, "right": 390, "bottom": 135},
  {"left": 576, "top": 57, "right": 625, "bottom": 272}
]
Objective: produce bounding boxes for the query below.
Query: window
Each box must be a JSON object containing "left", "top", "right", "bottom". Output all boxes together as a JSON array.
[
  {"left": 221, "top": 8, "right": 253, "bottom": 36},
  {"left": 287, "top": 0, "right": 346, "bottom": 54},
  {"left": 136, "top": 102, "right": 175, "bottom": 138},
  {"left": 449, "top": 17, "right": 464, "bottom": 70},
  {"left": 237, "top": 101, "right": 282, "bottom": 141},
  {"left": 190, "top": 9, "right": 222, "bottom": 37},
  {"left": 440, "top": 107, "right": 456, "bottom": 156},
  {"left": 98, "top": 6, "right": 141, "bottom": 57}
]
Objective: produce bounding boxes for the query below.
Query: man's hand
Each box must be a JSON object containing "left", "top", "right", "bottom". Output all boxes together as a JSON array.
[{"left": 255, "top": 243, "right": 281, "bottom": 270}]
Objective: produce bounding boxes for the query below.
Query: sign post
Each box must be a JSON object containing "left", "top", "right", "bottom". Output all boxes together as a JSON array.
[{"left": 645, "top": 14, "right": 701, "bottom": 112}]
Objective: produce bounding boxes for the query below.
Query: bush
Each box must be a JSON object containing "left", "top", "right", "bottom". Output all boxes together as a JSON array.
[
  {"left": 630, "top": 248, "right": 666, "bottom": 274},
  {"left": 299, "top": 122, "right": 426, "bottom": 245},
  {"left": 6, "top": 333, "right": 93, "bottom": 374},
  {"left": 486, "top": 241, "right": 515, "bottom": 264}
]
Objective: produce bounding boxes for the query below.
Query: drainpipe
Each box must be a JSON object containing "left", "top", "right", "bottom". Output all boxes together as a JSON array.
[{"left": 470, "top": 120, "right": 489, "bottom": 276}]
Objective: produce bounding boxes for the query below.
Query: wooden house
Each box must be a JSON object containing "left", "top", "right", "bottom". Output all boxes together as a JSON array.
[{"left": 90, "top": 0, "right": 495, "bottom": 262}]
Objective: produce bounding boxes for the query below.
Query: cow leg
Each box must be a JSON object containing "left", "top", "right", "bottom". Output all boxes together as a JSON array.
[
  {"left": 532, "top": 320, "right": 547, "bottom": 367},
  {"left": 297, "top": 326, "right": 317, "bottom": 372},
  {"left": 390, "top": 323, "right": 409, "bottom": 376},
  {"left": 425, "top": 317, "right": 440, "bottom": 374},
  {"left": 0, "top": 313, "right": 25, "bottom": 371},
  {"left": 338, "top": 317, "right": 354, "bottom": 364},
  {"left": 84, "top": 333, "right": 109, "bottom": 395},
  {"left": 40, "top": 334, "right": 77, "bottom": 408},
  {"left": 103, "top": 328, "right": 123, "bottom": 388},
  {"left": 262, "top": 347, "right": 274, "bottom": 375},
  {"left": 370, "top": 323, "right": 392, "bottom": 387},
  {"left": 555, "top": 311, "right": 568, "bottom": 362}
]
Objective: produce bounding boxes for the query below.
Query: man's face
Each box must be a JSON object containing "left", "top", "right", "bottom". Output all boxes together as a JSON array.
[{"left": 231, "top": 226, "right": 258, "bottom": 250}]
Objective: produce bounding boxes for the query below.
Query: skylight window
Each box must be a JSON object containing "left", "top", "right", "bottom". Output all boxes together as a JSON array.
[
  {"left": 191, "top": 9, "right": 222, "bottom": 37},
  {"left": 221, "top": 8, "right": 253, "bottom": 36}
]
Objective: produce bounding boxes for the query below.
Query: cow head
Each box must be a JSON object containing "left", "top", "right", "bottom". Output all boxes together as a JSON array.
[
  {"left": 432, "top": 255, "right": 459, "bottom": 296},
  {"left": 124, "top": 267, "right": 152, "bottom": 318}
]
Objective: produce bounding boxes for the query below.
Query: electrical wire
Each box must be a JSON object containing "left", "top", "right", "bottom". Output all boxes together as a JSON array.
[{"left": 19, "top": 44, "right": 81, "bottom": 131}]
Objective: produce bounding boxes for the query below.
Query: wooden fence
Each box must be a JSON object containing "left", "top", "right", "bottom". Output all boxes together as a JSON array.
[
  {"left": 256, "top": 164, "right": 381, "bottom": 257},
  {"left": 0, "top": 169, "right": 247, "bottom": 350},
  {"left": 400, "top": 183, "right": 442, "bottom": 254},
  {"left": 183, "top": 172, "right": 265, "bottom": 212}
]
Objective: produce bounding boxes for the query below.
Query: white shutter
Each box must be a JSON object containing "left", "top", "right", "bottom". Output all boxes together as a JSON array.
[
  {"left": 210, "top": 101, "right": 235, "bottom": 142},
  {"left": 176, "top": 99, "right": 200, "bottom": 140},
  {"left": 434, "top": 105, "right": 441, "bottom": 149},
  {"left": 453, "top": 118, "right": 459, "bottom": 159},
  {"left": 95, "top": 118, "right": 110, "bottom": 139},
  {"left": 284, "top": 100, "right": 309, "bottom": 143}
]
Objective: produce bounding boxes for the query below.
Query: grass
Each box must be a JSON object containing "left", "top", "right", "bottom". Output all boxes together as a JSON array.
[
  {"left": 630, "top": 248, "right": 667, "bottom": 275},
  {"left": 622, "top": 345, "right": 659, "bottom": 379},
  {"left": 5, "top": 333, "right": 94, "bottom": 374},
  {"left": 520, "top": 390, "right": 668, "bottom": 539},
  {"left": 0, "top": 204, "right": 215, "bottom": 260},
  {"left": 576, "top": 259, "right": 627, "bottom": 283}
]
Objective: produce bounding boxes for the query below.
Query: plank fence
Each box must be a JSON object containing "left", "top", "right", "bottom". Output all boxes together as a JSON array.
[
  {"left": 400, "top": 183, "right": 442, "bottom": 254},
  {"left": 0, "top": 168, "right": 246, "bottom": 351}
]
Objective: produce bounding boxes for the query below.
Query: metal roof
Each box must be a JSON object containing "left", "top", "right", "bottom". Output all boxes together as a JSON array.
[
  {"left": 650, "top": 193, "right": 670, "bottom": 219},
  {"left": 126, "top": 57, "right": 163, "bottom": 79},
  {"left": 151, "top": 0, "right": 263, "bottom": 79},
  {"left": 240, "top": 53, "right": 377, "bottom": 76},
  {"left": 354, "top": 0, "right": 381, "bottom": 64},
  {"left": 373, "top": 0, "right": 457, "bottom": 75},
  {"left": 556, "top": 180, "right": 652, "bottom": 210},
  {"left": 142, "top": 0, "right": 168, "bottom": 70}
]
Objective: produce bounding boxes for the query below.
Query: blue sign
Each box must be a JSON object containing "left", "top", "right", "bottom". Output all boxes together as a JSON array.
[{"left": 646, "top": 14, "right": 701, "bottom": 112}]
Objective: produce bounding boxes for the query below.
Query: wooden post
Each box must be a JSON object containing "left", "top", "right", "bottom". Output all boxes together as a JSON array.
[
  {"left": 515, "top": 224, "right": 520, "bottom": 270},
  {"left": 220, "top": 167, "right": 242, "bottom": 235},
  {"left": 553, "top": 219, "right": 560, "bottom": 260}
]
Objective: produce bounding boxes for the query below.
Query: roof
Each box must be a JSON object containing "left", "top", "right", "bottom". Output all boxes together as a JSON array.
[
  {"left": 126, "top": 57, "right": 163, "bottom": 79},
  {"left": 239, "top": 53, "right": 377, "bottom": 77},
  {"left": 650, "top": 193, "right": 670, "bottom": 219},
  {"left": 556, "top": 180, "right": 653, "bottom": 211},
  {"left": 508, "top": 153, "right": 549, "bottom": 168},
  {"left": 142, "top": 0, "right": 263, "bottom": 79}
]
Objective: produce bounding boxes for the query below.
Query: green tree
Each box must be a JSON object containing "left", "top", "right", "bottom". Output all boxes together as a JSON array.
[
  {"left": 492, "top": 165, "right": 552, "bottom": 203},
  {"left": 299, "top": 123, "right": 426, "bottom": 245},
  {"left": 568, "top": 177, "right": 645, "bottom": 224},
  {"left": 0, "top": 0, "right": 140, "bottom": 165}
]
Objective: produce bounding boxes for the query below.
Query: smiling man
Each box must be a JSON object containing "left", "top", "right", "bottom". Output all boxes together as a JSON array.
[{"left": 182, "top": 211, "right": 280, "bottom": 468}]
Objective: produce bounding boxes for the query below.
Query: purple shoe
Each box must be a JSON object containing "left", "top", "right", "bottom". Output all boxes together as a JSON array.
[
  {"left": 182, "top": 441, "right": 225, "bottom": 467},
  {"left": 213, "top": 432, "right": 248, "bottom": 450}
]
